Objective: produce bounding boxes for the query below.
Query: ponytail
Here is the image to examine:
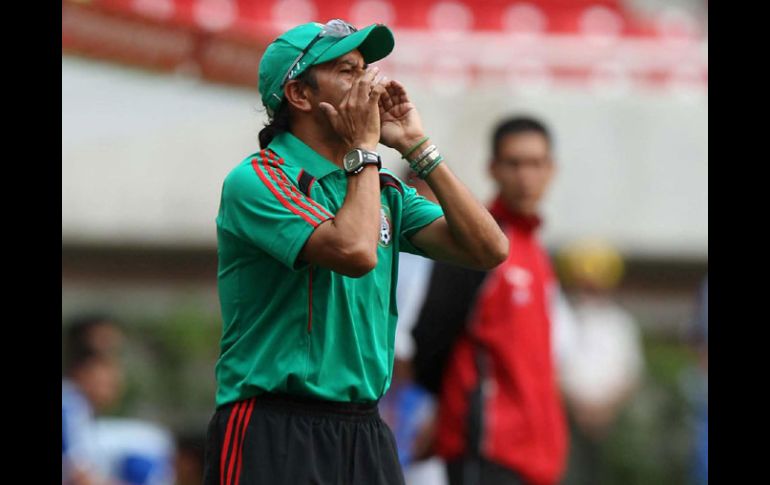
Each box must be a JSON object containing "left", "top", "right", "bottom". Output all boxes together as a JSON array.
[
  {"left": 258, "top": 68, "right": 319, "bottom": 149},
  {"left": 259, "top": 101, "right": 290, "bottom": 149}
]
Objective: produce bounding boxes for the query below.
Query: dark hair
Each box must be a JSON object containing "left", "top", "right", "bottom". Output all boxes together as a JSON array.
[
  {"left": 63, "top": 313, "right": 117, "bottom": 374},
  {"left": 64, "top": 346, "right": 106, "bottom": 375},
  {"left": 491, "top": 116, "right": 553, "bottom": 159},
  {"left": 259, "top": 68, "right": 319, "bottom": 149},
  {"left": 64, "top": 313, "right": 115, "bottom": 346}
]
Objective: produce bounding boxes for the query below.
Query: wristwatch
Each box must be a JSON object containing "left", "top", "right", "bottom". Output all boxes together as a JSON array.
[{"left": 343, "top": 148, "right": 382, "bottom": 175}]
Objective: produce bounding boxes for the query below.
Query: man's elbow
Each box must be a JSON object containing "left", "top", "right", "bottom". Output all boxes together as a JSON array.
[
  {"left": 477, "top": 236, "right": 509, "bottom": 270},
  {"left": 337, "top": 244, "right": 378, "bottom": 278}
]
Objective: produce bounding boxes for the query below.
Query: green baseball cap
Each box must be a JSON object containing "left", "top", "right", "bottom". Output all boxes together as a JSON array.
[{"left": 259, "top": 19, "right": 395, "bottom": 116}]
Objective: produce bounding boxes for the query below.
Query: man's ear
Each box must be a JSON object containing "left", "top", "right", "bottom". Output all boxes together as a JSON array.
[
  {"left": 284, "top": 80, "right": 313, "bottom": 113},
  {"left": 488, "top": 159, "right": 498, "bottom": 180}
]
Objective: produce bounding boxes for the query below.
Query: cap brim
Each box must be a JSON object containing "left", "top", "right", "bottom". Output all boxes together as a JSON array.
[{"left": 313, "top": 24, "right": 394, "bottom": 66}]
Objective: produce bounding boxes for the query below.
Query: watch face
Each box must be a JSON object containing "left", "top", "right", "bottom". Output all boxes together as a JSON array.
[{"left": 344, "top": 150, "right": 362, "bottom": 172}]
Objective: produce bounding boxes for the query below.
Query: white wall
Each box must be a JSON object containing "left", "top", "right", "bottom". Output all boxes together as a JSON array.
[
  {"left": 62, "top": 56, "right": 707, "bottom": 258},
  {"left": 62, "top": 57, "right": 260, "bottom": 246}
]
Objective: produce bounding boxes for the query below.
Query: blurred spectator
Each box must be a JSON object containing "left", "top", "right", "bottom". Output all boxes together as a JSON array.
[
  {"left": 412, "top": 116, "right": 568, "bottom": 485},
  {"left": 63, "top": 316, "right": 127, "bottom": 485},
  {"left": 555, "top": 240, "right": 645, "bottom": 485},
  {"left": 688, "top": 275, "right": 708, "bottom": 485},
  {"left": 65, "top": 313, "right": 125, "bottom": 358},
  {"left": 63, "top": 315, "right": 175, "bottom": 485},
  {"left": 379, "top": 169, "right": 446, "bottom": 485}
]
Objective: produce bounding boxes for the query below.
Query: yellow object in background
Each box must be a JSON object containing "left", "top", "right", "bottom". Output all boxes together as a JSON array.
[{"left": 557, "top": 240, "right": 625, "bottom": 291}]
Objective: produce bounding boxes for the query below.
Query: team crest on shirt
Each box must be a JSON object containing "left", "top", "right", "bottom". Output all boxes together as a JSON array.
[
  {"left": 379, "top": 206, "right": 392, "bottom": 247},
  {"left": 505, "top": 265, "right": 532, "bottom": 305}
]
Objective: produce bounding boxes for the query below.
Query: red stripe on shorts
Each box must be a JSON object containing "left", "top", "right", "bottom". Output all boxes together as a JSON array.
[
  {"left": 233, "top": 398, "right": 256, "bottom": 485},
  {"left": 225, "top": 401, "right": 248, "bottom": 485},
  {"left": 220, "top": 401, "right": 242, "bottom": 485}
]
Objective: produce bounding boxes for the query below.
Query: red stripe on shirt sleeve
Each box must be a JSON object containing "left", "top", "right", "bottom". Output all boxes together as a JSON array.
[
  {"left": 289, "top": 176, "right": 334, "bottom": 220},
  {"left": 267, "top": 152, "right": 334, "bottom": 220},
  {"left": 251, "top": 153, "right": 320, "bottom": 227},
  {"left": 262, "top": 152, "right": 329, "bottom": 225},
  {"left": 275, "top": 165, "right": 334, "bottom": 221}
]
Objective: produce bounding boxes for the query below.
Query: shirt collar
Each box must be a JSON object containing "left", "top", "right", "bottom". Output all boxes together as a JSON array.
[
  {"left": 488, "top": 195, "right": 543, "bottom": 232},
  {"left": 267, "top": 131, "right": 343, "bottom": 179}
]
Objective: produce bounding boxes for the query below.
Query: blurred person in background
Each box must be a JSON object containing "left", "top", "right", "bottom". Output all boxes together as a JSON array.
[
  {"left": 379, "top": 168, "right": 446, "bottom": 485},
  {"left": 63, "top": 315, "right": 127, "bottom": 485},
  {"left": 555, "top": 240, "right": 645, "bottom": 485},
  {"left": 63, "top": 315, "right": 176, "bottom": 485},
  {"left": 412, "top": 116, "right": 568, "bottom": 485},
  {"left": 65, "top": 313, "right": 125, "bottom": 359}
]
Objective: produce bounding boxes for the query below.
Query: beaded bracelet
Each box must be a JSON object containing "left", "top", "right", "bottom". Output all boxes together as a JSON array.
[
  {"left": 411, "top": 148, "right": 439, "bottom": 173},
  {"left": 418, "top": 155, "right": 443, "bottom": 179},
  {"left": 409, "top": 144, "right": 437, "bottom": 165},
  {"left": 401, "top": 136, "right": 430, "bottom": 160}
]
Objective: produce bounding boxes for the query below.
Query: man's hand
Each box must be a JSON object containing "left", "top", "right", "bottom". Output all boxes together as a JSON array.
[
  {"left": 319, "top": 66, "right": 385, "bottom": 152},
  {"left": 378, "top": 79, "right": 426, "bottom": 154}
]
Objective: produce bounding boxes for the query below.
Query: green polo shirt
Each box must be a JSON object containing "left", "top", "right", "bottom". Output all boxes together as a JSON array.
[{"left": 214, "top": 131, "right": 444, "bottom": 406}]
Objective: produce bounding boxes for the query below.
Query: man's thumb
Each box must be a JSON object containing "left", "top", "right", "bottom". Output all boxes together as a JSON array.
[{"left": 318, "top": 102, "right": 338, "bottom": 120}]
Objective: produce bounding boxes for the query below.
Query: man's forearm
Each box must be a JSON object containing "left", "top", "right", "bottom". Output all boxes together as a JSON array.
[
  {"left": 424, "top": 161, "right": 508, "bottom": 268},
  {"left": 377, "top": 79, "right": 508, "bottom": 269},
  {"left": 299, "top": 165, "right": 382, "bottom": 277},
  {"left": 332, "top": 165, "right": 381, "bottom": 253}
]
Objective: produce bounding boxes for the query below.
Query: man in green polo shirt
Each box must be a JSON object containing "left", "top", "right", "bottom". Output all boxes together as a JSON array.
[{"left": 204, "top": 19, "right": 509, "bottom": 485}]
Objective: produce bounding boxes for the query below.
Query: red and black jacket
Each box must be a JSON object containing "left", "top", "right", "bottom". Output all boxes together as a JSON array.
[{"left": 411, "top": 197, "right": 568, "bottom": 485}]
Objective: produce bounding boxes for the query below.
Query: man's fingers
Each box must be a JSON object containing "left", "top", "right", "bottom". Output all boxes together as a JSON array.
[
  {"left": 368, "top": 83, "right": 386, "bottom": 105},
  {"left": 318, "top": 101, "right": 340, "bottom": 127},
  {"left": 390, "top": 79, "right": 408, "bottom": 94},
  {"left": 384, "top": 82, "right": 402, "bottom": 104},
  {"left": 348, "top": 67, "right": 372, "bottom": 106},
  {"left": 363, "top": 66, "right": 379, "bottom": 84},
  {"left": 357, "top": 66, "right": 379, "bottom": 103},
  {"left": 387, "top": 79, "right": 409, "bottom": 104},
  {"left": 378, "top": 88, "right": 393, "bottom": 113},
  {"left": 349, "top": 69, "right": 365, "bottom": 105},
  {"left": 373, "top": 73, "right": 387, "bottom": 88}
]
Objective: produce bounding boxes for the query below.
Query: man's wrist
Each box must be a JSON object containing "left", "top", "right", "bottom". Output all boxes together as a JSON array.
[
  {"left": 350, "top": 141, "right": 379, "bottom": 152},
  {"left": 396, "top": 134, "right": 428, "bottom": 156}
]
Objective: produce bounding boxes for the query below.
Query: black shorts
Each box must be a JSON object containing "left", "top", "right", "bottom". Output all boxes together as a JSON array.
[{"left": 203, "top": 393, "right": 405, "bottom": 485}]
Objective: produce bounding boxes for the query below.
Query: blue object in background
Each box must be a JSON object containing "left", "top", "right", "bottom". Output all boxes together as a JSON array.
[
  {"left": 94, "top": 418, "right": 176, "bottom": 485},
  {"left": 120, "top": 454, "right": 163, "bottom": 485},
  {"left": 381, "top": 382, "right": 435, "bottom": 467}
]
